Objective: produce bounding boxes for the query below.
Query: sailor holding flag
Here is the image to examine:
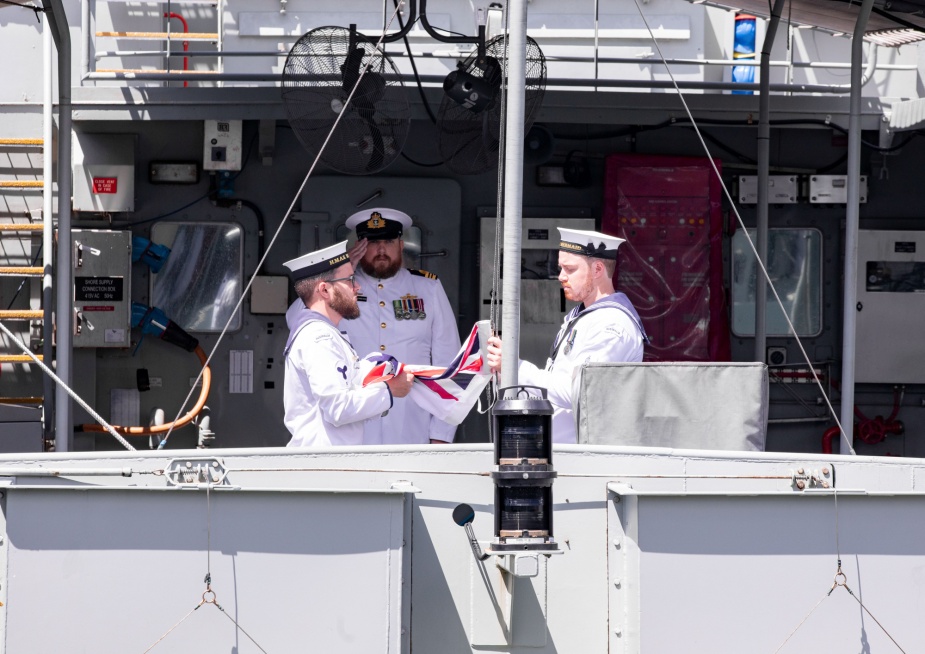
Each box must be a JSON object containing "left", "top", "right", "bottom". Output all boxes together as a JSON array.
[
  {"left": 282, "top": 241, "right": 414, "bottom": 447},
  {"left": 283, "top": 239, "right": 490, "bottom": 448},
  {"left": 487, "top": 227, "right": 648, "bottom": 443}
]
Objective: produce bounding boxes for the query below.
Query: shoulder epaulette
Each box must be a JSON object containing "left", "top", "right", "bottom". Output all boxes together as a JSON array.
[{"left": 408, "top": 268, "right": 438, "bottom": 280}]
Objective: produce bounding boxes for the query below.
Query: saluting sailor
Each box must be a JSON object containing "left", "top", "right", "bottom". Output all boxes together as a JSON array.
[
  {"left": 487, "top": 227, "right": 648, "bottom": 443},
  {"left": 282, "top": 241, "right": 414, "bottom": 447},
  {"left": 343, "top": 207, "right": 462, "bottom": 444}
]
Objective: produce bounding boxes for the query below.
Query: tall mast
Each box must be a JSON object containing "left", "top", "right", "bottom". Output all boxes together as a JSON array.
[{"left": 499, "top": 0, "right": 528, "bottom": 389}]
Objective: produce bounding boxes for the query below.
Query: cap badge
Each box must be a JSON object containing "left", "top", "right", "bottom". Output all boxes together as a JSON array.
[{"left": 367, "top": 211, "right": 385, "bottom": 230}]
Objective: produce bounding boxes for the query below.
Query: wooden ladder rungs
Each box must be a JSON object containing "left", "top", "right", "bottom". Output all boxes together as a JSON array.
[
  {"left": 0, "top": 224, "right": 45, "bottom": 232},
  {"left": 0, "top": 355, "right": 43, "bottom": 363},
  {"left": 0, "top": 267, "right": 43, "bottom": 276},
  {"left": 0, "top": 181, "right": 43, "bottom": 189},
  {"left": 96, "top": 31, "right": 218, "bottom": 40},
  {"left": 0, "top": 139, "right": 43, "bottom": 146},
  {"left": 0, "top": 310, "right": 43, "bottom": 320}
]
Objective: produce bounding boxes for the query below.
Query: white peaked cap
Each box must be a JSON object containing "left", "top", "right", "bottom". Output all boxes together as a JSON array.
[
  {"left": 283, "top": 241, "right": 350, "bottom": 281},
  {"left": 557, "top": 227, "right": 625, "bottom": 260},
  {"left": 345, "top": 207, "right": 413, "bottom": 240}
]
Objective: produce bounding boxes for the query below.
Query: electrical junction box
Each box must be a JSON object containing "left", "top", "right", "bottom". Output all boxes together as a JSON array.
[
  {"left": 737, "top": 175, "right": 798, "bottom": 204},
  {"left": 72, "top": 133, "right": 135, "bottom": 213},
  {"left": 72, "top": 229, "right": 132, "bottom": 348},
  {"left": 856, "top": 229, "right": 925, "bottom": 383},
  {"left": 250, "top": 275, "right": 290, "bottom": 314},
  {"left": 808, "top": 175, "right": 867, "bottom": 204},
  {"left": 203, "top": 119, "right": 243, "bottom": 171}
]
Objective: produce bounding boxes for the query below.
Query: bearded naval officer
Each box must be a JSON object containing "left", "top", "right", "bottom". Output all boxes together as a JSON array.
[
  {"left": 341, "top": 207, "right": 462, "bottom": 444},
  {"left": 486, "top": 227, "right": 648, "bottom": 443},
  {"left": 282, "top": 241, "right": 414, "bottom": 447},
  {"left": 345, "top": 207, "right": 461, "bottom": 444},
  {"left": 284, "top": 209, "right": 462, "bottom": 444}
]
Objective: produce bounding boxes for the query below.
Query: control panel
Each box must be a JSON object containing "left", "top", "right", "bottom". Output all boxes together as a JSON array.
[
  {"left": 72, "top": 230, "right": 132, "bottom": 348},
  {"left": 856, "top": 229, "right": 925, "bottom": 383}
]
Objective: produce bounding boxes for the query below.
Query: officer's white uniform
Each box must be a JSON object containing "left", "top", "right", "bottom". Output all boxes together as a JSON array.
[
  {"left": 284, "top": 309, "right": 392, "bottom": 447},
  {"left": 344, "top": 266, "right": 461, "bottom": 444},
  {"left": 519, "top": 293, "right": 646, "bottom": 443}
]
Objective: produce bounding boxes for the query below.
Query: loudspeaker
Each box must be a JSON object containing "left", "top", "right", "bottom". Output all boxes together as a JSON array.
[
  {"left": 524, "top": 124, "right": 555, "bottom": 165},
  {"left": 563, "top": 150, "right": 591, "bottom": 188},
  {"left": 766, "top": 346, "right": 787, "bottom": 366}
]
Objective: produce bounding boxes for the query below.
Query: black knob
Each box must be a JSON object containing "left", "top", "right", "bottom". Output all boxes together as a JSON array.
[{"left": 452, "top": 503, "right": 475, "bottom": 527}]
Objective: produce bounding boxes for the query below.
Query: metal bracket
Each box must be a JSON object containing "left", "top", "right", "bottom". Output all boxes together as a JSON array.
[
  {"left": 164, "top": 458, "right": 227, "bottom": 487},
  {"left": 470, "top": 544, "right": 551, "bottom": 648},
  {"left": 791, "top": 464, "right": 833, "bottom": 491},
  {"left": 388, "top": 480, "right": 421, "bottom": 493},
  {"left": 497, "top": 552, "right": 543, "bottom": 578}
]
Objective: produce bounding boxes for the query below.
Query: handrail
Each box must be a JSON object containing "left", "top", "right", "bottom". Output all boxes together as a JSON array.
[
  {"left": 95, "top": 30, "right": 218, "bottom": 40},
  {"left": 89, "top": 47, "right": 917, "bottom": 71},
  {"left": 82, "top": 70, "right": 858, "bottom": 94}
]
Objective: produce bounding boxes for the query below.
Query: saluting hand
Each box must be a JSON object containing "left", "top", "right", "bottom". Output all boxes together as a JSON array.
[
  {"left": 348, "top": 238, "right": 369, "bottom": 262},
  {"left": 487, "top": 336, "right": 502, "bottom": 374},
  {"left": 385, "top": 372, "right": 415, "bottom": 398}
]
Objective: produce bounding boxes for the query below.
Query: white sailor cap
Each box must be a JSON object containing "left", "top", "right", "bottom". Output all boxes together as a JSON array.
[
  {"left": 283, "top": 240, "right": 350, "bottom": 282},
  {"left": 345, "top": 207, "right": 412, "bottom": 241},
  {"left": 557, "top": 227, "right": 625, "bottom": 260}
]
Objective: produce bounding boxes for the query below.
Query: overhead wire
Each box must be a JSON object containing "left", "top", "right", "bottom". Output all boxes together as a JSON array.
[
  {"left": 390, "top": 0, "right": 446, "bottom": 167},
  {"left": 550, "top": 117, "right": 924, "bottom": 157},
  {"left": 391, "top": 0, "right": 438, "bottom": 125}
]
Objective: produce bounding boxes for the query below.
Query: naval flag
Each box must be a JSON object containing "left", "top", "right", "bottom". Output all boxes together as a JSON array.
[{"left": 360, "top": 320, "right": 492, "bottom": 425}]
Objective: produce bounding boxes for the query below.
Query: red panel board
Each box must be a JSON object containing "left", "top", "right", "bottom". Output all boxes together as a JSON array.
[{"left": 602, "top": 154, "right": 730, "bottom": 361}]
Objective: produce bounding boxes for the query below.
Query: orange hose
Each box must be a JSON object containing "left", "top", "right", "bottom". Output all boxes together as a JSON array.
[{"left": 81, "top": 345, "right": 211, "bottom": 436}]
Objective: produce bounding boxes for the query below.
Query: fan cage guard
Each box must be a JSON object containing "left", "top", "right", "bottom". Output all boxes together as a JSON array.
[
  {"left": 282, "top": 26, "right": 411, "bottom": 175},
  {"left": 437, "top": 36, "right": 547, "bottom": 176}
]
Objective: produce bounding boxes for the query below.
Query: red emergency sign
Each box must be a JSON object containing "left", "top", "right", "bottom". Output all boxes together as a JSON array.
[{"left": 92, "top": 177, "right": 118, "bottom": 194}]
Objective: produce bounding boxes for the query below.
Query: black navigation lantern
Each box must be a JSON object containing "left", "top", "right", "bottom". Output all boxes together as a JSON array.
[{"left": 490, "top": 386, "right": 558, "bottom": 552}]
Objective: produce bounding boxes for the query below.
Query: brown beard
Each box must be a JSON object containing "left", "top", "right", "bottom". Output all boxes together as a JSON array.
[
  {"left": 360, "top": 254, "right": 402, "bottom": 279},
  {"left": 563, "top": 276, "right": 594, "bottom": 304},
  {"left": 330, "top": 285, "right": 360, "bottom": 320}
]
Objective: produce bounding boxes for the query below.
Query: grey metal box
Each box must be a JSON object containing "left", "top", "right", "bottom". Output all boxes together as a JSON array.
[
  {"left": 202, "top": 119, "right": 243, "bottom": 171},
  {"left": 250, "top": 275, "right": 290, "bottom": 314},
  {"left": 72, "top": 230, "right": 132, "bottom": 348},
  {"left": 72, "top": 133, "right": 135, "bottom": 212},
  {"left": 737, "top": 175, "right": 799, "bottom": 204},
  {"left": 808, "top": 174, "right": 867, "bottom": 204},
  {"left": 856, "top": 229, "right": 925, "bottom": 383}
]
